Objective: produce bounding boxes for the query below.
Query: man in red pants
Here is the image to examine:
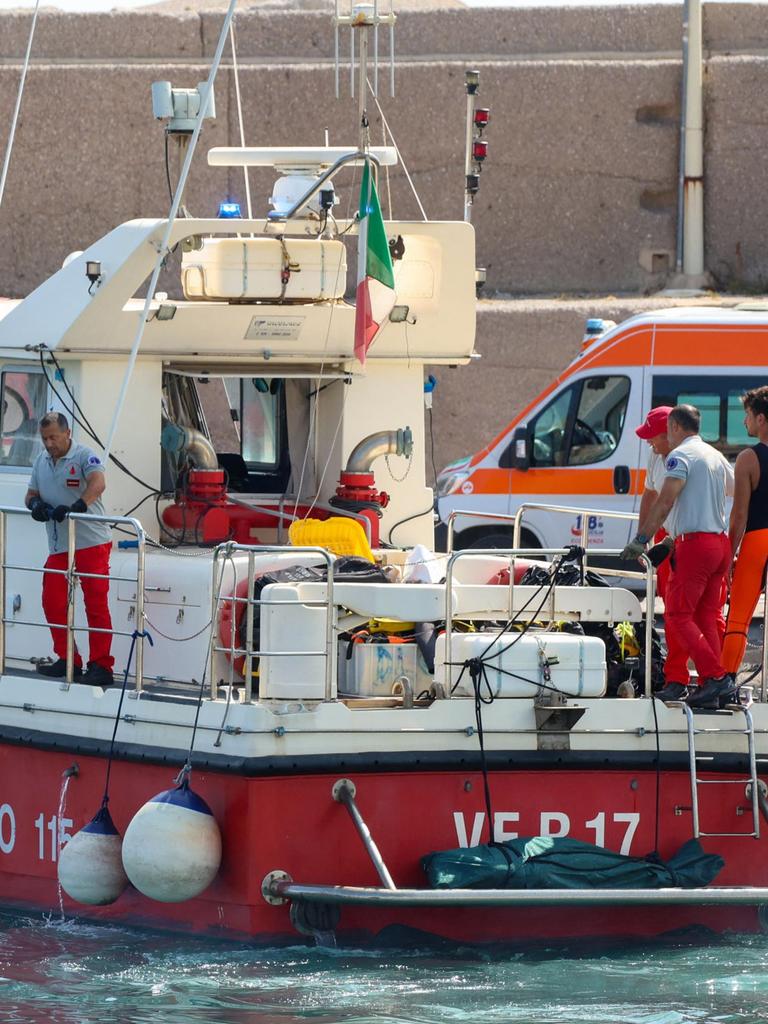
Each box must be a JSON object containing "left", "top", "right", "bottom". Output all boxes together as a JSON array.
[
  {"left": 636, "top": 406, "right": 733, "bottom": 659},
  {"left": 25, "top": 412, "right": 114, "bottom": 687},
  {"left": 622, "top": 404, "right": 733, "bottom": 709}
]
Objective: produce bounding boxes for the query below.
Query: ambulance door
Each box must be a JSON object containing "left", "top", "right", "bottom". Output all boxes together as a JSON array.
[{"left": 514, "top": 371, "right": 640, "bottom": 551}]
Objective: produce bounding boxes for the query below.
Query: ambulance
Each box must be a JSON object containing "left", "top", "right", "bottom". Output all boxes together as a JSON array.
[{"left": 436, "top": 306, "right": 768, "bottom": 552}]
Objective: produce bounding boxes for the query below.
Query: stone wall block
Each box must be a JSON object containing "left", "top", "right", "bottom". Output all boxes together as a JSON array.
[
  {"left": 0, "top": 12, "right": 202, "bottom": 60},
  {"left": 705, "top": 55, "right": 768, "bottom": 291}
]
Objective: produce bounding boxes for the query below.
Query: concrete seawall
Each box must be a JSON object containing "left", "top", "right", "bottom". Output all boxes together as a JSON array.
[
  {"left": 1, "top": 4, "right": 767, "bottom": 298},
  {"left": 0, "top": 5, "right": 765, "bottom": 471}
]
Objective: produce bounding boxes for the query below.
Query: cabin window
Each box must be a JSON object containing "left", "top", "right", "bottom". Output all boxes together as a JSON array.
[
  {"left": 194, "top": 376, "right": 290, "bottom": 493},
  {"left": 652, "top": 375, "right": 761, "bottom": 459},
  {"left": 240, "top": 379, "right": 281, "bottom": 468},
  {"left": 0, "top": 370, "right": 47, "bottom": 467}
]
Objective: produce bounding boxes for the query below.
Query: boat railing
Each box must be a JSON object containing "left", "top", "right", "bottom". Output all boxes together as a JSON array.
[
  {"left": 0, "top": 506, "right": 147, "bottom": 689},
  {"left": 445, "top": 545, "right": 656, "bottom": 697},
  {"left": 445, "top": 504, "right": 639, "bottom": 556},
  {"left": 209, "top": 543, "right": 335, "bottom": 703}
]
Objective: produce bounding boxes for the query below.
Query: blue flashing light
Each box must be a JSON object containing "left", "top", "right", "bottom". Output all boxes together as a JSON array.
[{"left": 217, "top": 201, "right": 242, "bottom": 219}]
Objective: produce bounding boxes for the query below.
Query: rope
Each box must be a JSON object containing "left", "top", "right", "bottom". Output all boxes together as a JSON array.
[
  {"left": 38, "top": 348, "right": 158, "bottom": 495},
  {"left": 102, "top": 0, "right": 239, "bottom": 465},
  {"left": 142, "top": 614, "right": 213, "bottom": 643},
  {"left": 174, "top": 551, "right": 231, "bottom": 785},
  {"left": 229, "top": 19, "right": 253, "bottom": 220},
  {"left": 290, "top": 164, "right": 359, "bottom": 519},
  {"left": 0, "top": 0, "right": 41, "bottom": 212},
  {"left": 100, "top": 629, "right": 154, "bottom": 810},
  {"left": 368, "top": 80, "right": 427, "bottom": 221},
  {"left": 445, "top": 562, "right": 565, "bottom": 844}
]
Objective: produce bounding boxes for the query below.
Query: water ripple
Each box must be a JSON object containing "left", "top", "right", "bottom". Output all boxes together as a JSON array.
[{"left": 1, "top": 911, "right": 768, "bottom": 1024}]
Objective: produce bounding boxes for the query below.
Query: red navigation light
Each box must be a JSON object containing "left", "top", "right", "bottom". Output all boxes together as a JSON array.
[
  {"left": 474, "top": 108, "right": 490, "bottom": 128},
  {"left": 472, "top": 140, "right": 488, "bottom": 162}
]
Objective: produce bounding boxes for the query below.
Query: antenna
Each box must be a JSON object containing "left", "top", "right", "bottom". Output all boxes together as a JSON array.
[{"left": 334, "top": 0, "right": 396, "bottom": 146}]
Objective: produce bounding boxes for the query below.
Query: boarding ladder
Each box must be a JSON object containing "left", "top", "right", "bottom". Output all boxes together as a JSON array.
[{"left": 680, "top": 702, "right": 761, "bottom": 839}]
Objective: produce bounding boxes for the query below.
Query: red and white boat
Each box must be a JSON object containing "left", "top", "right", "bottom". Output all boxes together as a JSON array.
[{"left": 0, "top": 2, "right": 766, "bottom": 946}]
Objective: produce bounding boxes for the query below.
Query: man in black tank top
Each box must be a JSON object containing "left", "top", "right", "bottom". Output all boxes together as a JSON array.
[{"left": 722, "top": 386, "right": 768, "bottom": 676}]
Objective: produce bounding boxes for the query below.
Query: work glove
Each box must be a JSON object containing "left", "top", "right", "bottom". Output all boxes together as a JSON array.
[
  {"left": 51, "top": 499, "right": 87, "bottom": 523},
  {"left": 646, "top": 535, "right": 674, "bottom": 567},
  {"left": 29, "top": 497, "right": 52, "bottom": 522},
  {"left": 620, "top": 534, "right": 649, "bottom": 562}
]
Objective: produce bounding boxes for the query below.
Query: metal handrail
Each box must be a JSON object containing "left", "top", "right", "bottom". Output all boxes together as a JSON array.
[
  {"left": 266, "top": 149, "right": 381, "bottom": 223},
  {"left": 226, "top": 498, "right": 372, "bottom": 545},
  {"left": 446, "top": 509, "right": 524, "bottom": 554},
  {"left": 0, "top": 506, "right": 146, "bottom": 689},
  {"left": 513, "top": 503, "right": 639, "bottom": 552},
  {"left": 445, "top": 505, "right": 640, "bottom": 555},
  {"left": 210, "top": 543, "right": 335, "bottom": 703},
  {"left": 444, "top": 545, "right": 656, "bottom": 697},
  {"left": 265, "top": 879, "right": 768, "bottom": 908}
]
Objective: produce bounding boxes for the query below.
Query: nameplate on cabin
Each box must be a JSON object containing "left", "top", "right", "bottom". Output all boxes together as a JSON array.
[{"left": 245, "top": 316, "right": 305, "bottom": 341}]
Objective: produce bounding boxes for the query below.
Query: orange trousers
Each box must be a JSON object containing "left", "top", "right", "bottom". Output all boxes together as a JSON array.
[{"left": 721, "top": 528, "right": 768, "bottom": 674}]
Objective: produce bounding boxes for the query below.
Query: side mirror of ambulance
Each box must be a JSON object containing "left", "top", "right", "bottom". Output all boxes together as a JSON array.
[{"left": 513, "top": 426, "right": 530, "bottom": 471}]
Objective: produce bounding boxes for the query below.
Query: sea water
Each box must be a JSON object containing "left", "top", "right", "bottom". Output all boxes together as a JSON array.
[{"left": 1, "top": 910, "right": 767, "bottom": 1024}]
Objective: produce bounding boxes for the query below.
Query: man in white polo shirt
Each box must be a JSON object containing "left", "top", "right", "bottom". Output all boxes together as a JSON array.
[
  {"left": 622, "top": 404, "right": 733, "bottom": 709},
  {"left": 25, "top": 412, "right": 114, "bottom": 687}
]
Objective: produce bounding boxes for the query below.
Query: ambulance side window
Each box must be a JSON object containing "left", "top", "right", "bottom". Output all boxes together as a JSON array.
[
  {"left": 568, "top": 375, "right": 630, "bottom": 466},
  {"left": 652, "top": 375, "right": 763, "bottom": 459},
  {"left": 0, "top": 370, "right": 47, "bottom": 467},
  {"left": 530, "top": 386, "right": 576, "bottom": 467}
]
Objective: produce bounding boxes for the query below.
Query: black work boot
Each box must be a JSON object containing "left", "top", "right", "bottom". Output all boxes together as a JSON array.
[
  {"left": 654, "top": 681, "right": 691, "bottom": 703},
  {"left": 37, "top": 658, "right": 82, "bottom": 678},
  {"left": 687, "top": 674, "right": 737, "bottom": 710},
  {"left": 78, "top": 662, "right": 114, "bottom": 688}
]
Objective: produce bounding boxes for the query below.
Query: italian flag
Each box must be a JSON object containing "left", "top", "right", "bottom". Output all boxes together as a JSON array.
[{"left": 354, "top": 161, "right": 396, "bottom": 364}]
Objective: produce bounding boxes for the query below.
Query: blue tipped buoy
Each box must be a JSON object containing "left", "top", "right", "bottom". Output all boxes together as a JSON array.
[
  {"left": 121, "top": 783, "right": 222, "bottom": 903},
  {"left": 57, "top": 805, "right": 129, "bottom": 906}
]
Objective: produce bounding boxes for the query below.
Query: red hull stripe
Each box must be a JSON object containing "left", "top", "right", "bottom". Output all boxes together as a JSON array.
[{"left": 0, "top": 742, "right": 765, "bottom": 943}]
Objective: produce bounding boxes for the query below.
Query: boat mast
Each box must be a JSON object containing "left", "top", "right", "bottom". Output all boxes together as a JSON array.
[{"left": 334, "top": 0, "right": 396, "bottom": 154}]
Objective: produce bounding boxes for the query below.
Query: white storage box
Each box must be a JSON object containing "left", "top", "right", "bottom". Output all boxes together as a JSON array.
[
  {"left": 182, "top": 237, "right": 347, "bottom": 301},
  {"left": 435, "top": 631, "right": 606, "bottom": 699},
  {"left": 339, "top": 642, "right": 433, "bottom": 698}
]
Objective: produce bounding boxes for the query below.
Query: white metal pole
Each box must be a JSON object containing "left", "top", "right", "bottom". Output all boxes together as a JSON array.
[
  {"left": 0, "top": 0, "right": 41, "bottom": 211},
  {"left": 682, "top": 0, "right": 704, "bottom": 279},
  {"left": 229, "top": 20, "right": 253, "bottom": 221},
  {"left": 101, "top": 0, "right": 238, "bottom": 464},
  {"left": 358, "top": 21, "right": 369, "bottom": 151},
  {"left": 464, "top": 90, "right": 474, "bottom": 222}
]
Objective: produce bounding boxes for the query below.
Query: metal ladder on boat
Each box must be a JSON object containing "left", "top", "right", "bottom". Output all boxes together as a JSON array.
[{"left": 681, "top": 702, "right": 761, "bottom": 839}]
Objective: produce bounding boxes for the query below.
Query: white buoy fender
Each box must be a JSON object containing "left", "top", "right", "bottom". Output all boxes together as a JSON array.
[
  {"left": 57, "top": 805, "right": 129, "bottom": 906},
  {"left": 121, "top": 783, "right": 222, "bottom": 903}
]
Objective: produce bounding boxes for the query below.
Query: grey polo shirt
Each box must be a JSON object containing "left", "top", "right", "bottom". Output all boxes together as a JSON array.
[
  {"left": 648, "top": 446, "right": 733, "bottom": 538},
  {"left": 663, "top": 434, "right": 728, "bottom": 538},
  {"left": 29, "top": 441, "right": 111, "bottom": 554}
]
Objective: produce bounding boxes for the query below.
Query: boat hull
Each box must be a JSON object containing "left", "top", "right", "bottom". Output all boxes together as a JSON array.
[{"left": 0, "top": 740, "right": 766, "bottom": 944}]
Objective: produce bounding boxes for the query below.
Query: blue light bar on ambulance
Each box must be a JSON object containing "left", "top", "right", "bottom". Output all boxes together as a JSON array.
[
  {"left": 217, "top": 201, "right": 242, "bottom": 218},
  {"left": 581, "top": 317, "right": 606, "bottom": 348}
]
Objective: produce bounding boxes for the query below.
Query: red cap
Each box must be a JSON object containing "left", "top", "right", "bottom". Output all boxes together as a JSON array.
[{"left": 636, "top": 406, "right": 673, "bottom": 440}]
